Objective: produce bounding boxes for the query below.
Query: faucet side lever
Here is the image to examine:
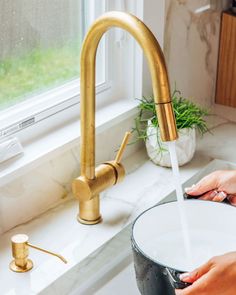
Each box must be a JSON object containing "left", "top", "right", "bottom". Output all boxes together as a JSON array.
[
  {"left": 115, "top": 131, "right": 131, "bottom": 163},
  {"left": 72, "top": 132, "right": 130, "bottom": 203}
]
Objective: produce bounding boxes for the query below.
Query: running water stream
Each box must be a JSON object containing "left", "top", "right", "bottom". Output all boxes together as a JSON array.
[
  {"left": 143, "top": 141, "right": 236, "bottom": 271},
  {"left": 167, "top": 141, "right": 194, "bottom": 269}
]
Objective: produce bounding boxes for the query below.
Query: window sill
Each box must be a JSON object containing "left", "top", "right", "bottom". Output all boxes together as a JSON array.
[{"left": 0, "top": 99, "right": 139, "bottom": 186}]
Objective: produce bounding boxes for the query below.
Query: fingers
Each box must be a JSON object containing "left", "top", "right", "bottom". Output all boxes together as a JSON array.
[
  {"left": 227, "top": 195, "right": 236, "bottom": 206},
  {"left": 175, "top": 278, "right": 206, "bottom": 295},
  {"left": 175, "top": 289, "right": 184, "bottom": 295},
  {"left": 212, "top": 191, "right": 227, "bottom": 202},
  {"left": 175, "top": 276, "right": 207, "bottom": 295},
  {"left": 198, "top": 190, "right": 227, "bottom": 202},
  {"left": 185, "top": 172, "right": 220, "bottom": 196},
  {"left": 187, "top": 189, "right": 227, "bottom": 203},
  {"left": 176, "top": 263, "right": 214, "bottom": 295},
  {"left": 180, "top": 260, "right": 212, "bottom": 283},
  {"left": 198, "top": 190, "right": 216, "bottom": 201}
]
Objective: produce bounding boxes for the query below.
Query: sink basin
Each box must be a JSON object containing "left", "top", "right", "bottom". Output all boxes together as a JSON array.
[
  {"left": 75, "top": 253, "right": 138, "bottom": 295},
  {"left": 67, "top": 225, "right": 137, "bottom": 295},
  {"left": 40, "top": 225, "right": 138, "bottom": 295},
  {"left": 40, "top": 159, "right": 236, "bottom": 295}
]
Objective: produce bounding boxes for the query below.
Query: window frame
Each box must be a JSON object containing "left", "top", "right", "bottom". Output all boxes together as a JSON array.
[
  {"left": 0, "top": 0, "right": 163, "bottom": 144},
  {"left": 0, "top": 0, "right": 166, "bottom": 184},
  {"left": 0, "top": 0, "right": 110, "bottom": 141}
]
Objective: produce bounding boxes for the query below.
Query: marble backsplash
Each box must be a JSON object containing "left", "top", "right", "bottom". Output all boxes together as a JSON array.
[{"left": 164, "top": 0, "right": 231, "bottom": 107}]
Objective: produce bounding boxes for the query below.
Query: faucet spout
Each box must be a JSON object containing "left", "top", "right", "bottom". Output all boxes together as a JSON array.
[{"left": 73, "top": 11, "right": 178, "bottom": 224}]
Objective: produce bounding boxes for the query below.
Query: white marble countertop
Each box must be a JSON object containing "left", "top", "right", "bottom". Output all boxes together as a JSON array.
[{"left": 0, "top": 120, "right": 236, "bottom": 295}]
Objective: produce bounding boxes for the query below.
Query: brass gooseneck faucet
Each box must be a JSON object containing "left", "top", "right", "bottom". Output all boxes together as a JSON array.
[{"left": 72, "top": 11, "right": 178, "bottom": 225}]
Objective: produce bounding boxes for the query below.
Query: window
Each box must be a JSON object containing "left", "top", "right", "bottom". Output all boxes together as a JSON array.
[
  {"left": 0, "top": 1, "right": 83, "bottom": 111},
  {"left": 0, "top": 0, "right": 142, "bottom": 142},
  {"left": 0, "top": 0, "right": 107, "bottom": 139}
]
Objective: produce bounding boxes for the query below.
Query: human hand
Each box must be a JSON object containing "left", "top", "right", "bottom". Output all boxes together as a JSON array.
[
  {"left": 175, "top": 252, "right": 236, "bottom": 295},
  {"left": 185, "top": 170, "right": 236, "bottom": 205}
]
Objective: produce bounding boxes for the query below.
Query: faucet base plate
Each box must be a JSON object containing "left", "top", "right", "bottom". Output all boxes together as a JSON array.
[
  {"left": 77, "top": 215, "right": 102, "bottom": 225},
  {"left": 9, "top": 259, "right": 33, "bottom": 272}
]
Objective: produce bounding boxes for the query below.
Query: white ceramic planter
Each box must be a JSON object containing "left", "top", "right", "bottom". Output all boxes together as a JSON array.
[{"left": 145, "top": 121, "right": 196, "bottom": 167}]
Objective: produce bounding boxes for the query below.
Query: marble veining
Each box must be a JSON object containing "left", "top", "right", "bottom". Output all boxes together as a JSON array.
[
  {"left": 164, "top": 0, "right": 230, "bottom": 107},
  {"left": 0, "top": 121, "right": 236, "bottom": 294},
  {"left": 0, "top": 1, "right": 235, "bottom": 292},
  {"left": 0, "top": 114, "right": 140, "bottom": 234},
  {"left": 0, "top": 114, "right": 229, "bottom": 234},
  {"left": 0, "top": 0, "right": 232, "bottom": 235}
]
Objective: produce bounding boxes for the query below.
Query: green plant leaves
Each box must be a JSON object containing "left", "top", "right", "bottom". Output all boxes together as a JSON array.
[{"left": 132, "top": 88, "right": 210, "bottom": 144}]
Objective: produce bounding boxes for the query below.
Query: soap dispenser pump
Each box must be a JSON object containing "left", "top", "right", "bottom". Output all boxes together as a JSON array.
[{"left": 10, "top": 234, "right": 67, "bottom": 272}]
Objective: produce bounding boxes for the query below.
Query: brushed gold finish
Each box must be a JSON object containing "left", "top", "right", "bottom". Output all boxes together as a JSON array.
[
  {"left": 105, "top": 161, "right": 126, "bottom": 185},
  {"left": 27, "top": 243, "right": 67, "bottom": 264},
  {"left": 10, "top": 234, "right": 33, "bottom": 272},
  {"left": 77, "top": 195, "right": 102, "bottom": 224},
  {"left": 72, "top": 131, "right": 127, "bottom": 224},
  {"left": 9, "top": 258, "right": 33, "bottom": 273},
  {"left": 156, "top": 103, "right": 177, "bottom": 141},
  {"left": 73, "top": 163, "right": 118, "bottom": 202},
  {"left": 115, "top": 132, "right": 131, "bottom": 163},
  {"left": 10, "top": 234, "right": 67, "bottom": 272},
  {"left": 73, "top": 11, "right": 178, "bottom": 224}
]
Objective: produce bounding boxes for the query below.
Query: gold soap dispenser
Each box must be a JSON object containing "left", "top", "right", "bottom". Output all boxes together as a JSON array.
[{"left": 9, "top": 234, "right": 67, "bottom": 273}]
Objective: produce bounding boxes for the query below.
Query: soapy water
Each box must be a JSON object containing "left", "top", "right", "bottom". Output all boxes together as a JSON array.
[{"left": 167, "top": 141, "right": 194, "bottom": 269}]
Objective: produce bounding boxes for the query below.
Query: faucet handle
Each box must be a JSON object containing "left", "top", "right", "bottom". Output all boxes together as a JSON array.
[
  {"left": 115, "top": 131, "right": 131, "bottom": 164},
  {"left": 9, "top": 234, "right": 67, "bottom": 273}
]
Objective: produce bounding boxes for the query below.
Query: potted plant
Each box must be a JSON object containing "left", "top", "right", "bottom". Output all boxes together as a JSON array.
[{"left": 133, "top": 89, "right": 209, "bottom": 167}]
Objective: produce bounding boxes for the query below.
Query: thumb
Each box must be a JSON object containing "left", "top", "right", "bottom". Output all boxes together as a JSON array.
[
  {"left": 180, "top": 260, "right": 212, "bottom": 283},
  {"left": 185, "top": 173, "right": 219, "bottom": 196}
]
